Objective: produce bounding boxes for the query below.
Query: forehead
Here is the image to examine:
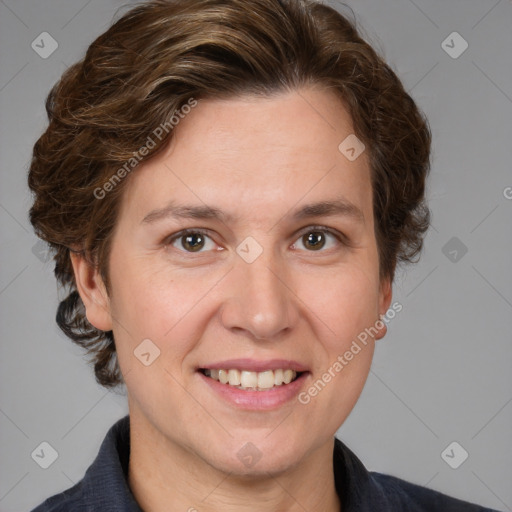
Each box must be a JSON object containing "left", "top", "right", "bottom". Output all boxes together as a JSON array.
[{"left": 119, "top": 87, "right": 373, "bottom": 226}]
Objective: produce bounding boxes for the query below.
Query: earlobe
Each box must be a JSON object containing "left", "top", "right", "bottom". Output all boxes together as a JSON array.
[
  {"left": 375, "top": 277, "right": 393, "bottom": 340},
  {"left": 70, "top": 252, "right": 113, "bottom": 332},
  {"left": 379, "top": 277, "right": 393, "bottom": 314}
]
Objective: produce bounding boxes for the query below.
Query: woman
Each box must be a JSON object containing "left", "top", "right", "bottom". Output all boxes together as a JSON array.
[{"left": 28, "top": 0, "right": 501, "bottom": 510}]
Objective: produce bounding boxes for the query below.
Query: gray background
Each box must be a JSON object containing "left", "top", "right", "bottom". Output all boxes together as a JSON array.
[{"left": 0, "top": 0, "right": 511, "bottom": 511}]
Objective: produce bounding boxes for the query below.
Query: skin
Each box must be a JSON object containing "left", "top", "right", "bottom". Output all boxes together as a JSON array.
[{"left": 71, "top": 85, "right": 392, "bottom": 512}]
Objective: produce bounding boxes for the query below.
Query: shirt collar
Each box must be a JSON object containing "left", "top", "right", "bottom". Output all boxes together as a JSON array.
[
  {"left": 333, "top": 436, "right": 392, "bottom": 510},
  {"left": 80, "top": 415, "right": 143, "bottom": 511},
  {"left": 81, "top": 414, "right": 391, "bottom": 511}
]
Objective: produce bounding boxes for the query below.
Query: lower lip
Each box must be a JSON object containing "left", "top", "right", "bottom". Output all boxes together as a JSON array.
[{"left": 197, "top": 371, "right": 309, "bottom": 410}]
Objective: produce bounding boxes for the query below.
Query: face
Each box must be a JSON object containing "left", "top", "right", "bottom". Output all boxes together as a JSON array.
[{"left": 75, "top": 86, "right": 392, "bottom": 476}]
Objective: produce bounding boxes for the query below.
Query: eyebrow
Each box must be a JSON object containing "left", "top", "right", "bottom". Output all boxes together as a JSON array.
[{"left": 141, "top": 198, "right": 365, "bottom": 225}]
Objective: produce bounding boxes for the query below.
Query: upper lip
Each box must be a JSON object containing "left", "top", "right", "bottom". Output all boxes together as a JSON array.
[{"left": 198, "top": 358, "right": 309, "bottom": 373}]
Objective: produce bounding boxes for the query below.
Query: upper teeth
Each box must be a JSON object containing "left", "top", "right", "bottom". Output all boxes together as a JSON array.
[{"left": 203, "top": 369, "right": 298, "bottom": 389}]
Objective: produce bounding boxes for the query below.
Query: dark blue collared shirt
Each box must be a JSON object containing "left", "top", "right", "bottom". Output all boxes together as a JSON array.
[{"left": 31, "top": 415, "right": 502, "bottom": 511}]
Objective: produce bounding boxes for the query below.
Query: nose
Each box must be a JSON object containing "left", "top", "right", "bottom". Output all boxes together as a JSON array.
[{"left": 220, "top": 248, "right": 298, "bottom": 340}]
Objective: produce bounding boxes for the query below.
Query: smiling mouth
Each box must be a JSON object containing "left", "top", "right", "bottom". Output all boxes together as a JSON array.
[{"left": 199, "top": 368, "right": 304, "bottom": 391}]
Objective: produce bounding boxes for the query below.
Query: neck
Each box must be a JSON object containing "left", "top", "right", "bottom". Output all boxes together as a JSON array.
[{"left": 127, "top": 416, "right": 341, "bottom": 512}]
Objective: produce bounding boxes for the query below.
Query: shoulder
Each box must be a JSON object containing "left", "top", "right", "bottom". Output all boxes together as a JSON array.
[
  {"left": 29, "top": 481, "right": 87, "bottom": 512},
  {"left": 30, "top": 415, "right": 140, "bottom": 512},
  {"left": 333, "top": 437, "right": 501, "bottom": 511},
  {"left": 371, "top": 471, "right": 501, "bottom": 512}
]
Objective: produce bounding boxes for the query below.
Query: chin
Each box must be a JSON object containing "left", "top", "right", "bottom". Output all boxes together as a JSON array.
[{"left": 203, "top": 435, "right": 304, "bottom": 478}]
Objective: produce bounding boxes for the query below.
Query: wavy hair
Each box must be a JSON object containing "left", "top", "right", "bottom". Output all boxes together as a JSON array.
[{"left": 28, "top": 0, "right": 431, "bottom": 388}]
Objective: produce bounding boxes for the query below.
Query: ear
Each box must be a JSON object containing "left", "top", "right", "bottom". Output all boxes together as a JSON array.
[
  {"left": 70, "top": 252, "right": 113, "bottom": 332},
  {"left": 375, "top": 276, "right": 392, "bottom": 341}
]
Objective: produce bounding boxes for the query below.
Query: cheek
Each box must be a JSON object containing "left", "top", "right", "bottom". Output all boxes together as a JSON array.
[
  {"left": 109, "top": 256, "right": 188, "bottom": 325},
  {"left": 107, "top": 256, "right": 219, "bottom": 362},
  {"left": 298, "top": 260, "right": 381, "bottom": 344},
  {"left": 300, "top": 267, "right": 378, "bottom": 410},
  {"left": 107, "top": 264, "right": 207, "bottom": 407}
]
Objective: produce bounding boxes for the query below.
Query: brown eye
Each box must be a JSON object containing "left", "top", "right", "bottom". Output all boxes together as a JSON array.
[
  {"left": 181, "top": 232, "right": 205, "bottom": 252},
  {"left": 168, "top": 229, "right": 216, "bottom": 253},
  {"left": 292, "top": 227, "right": 344, "bottom": 252},
  {"left": 302, "top": 231, "right": 326, "bottom": 251}
]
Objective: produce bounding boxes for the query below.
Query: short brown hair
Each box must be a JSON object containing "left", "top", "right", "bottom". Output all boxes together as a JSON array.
[{"left": 28, "top": 0, "right": 431, "bottom": 388}]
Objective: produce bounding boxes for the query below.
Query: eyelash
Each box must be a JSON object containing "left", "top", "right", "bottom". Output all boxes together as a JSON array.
[{"left": 165, "top": 226, "right": 348, "bottom": 254}]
